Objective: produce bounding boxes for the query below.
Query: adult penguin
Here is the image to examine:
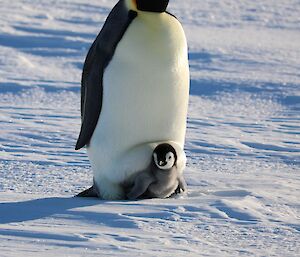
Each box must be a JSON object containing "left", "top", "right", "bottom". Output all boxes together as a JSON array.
[{"left": 75, "top": 0, "right": 190, "bottom": 200}]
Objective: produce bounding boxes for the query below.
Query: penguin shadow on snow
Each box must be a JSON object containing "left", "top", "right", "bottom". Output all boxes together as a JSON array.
[{"left": 0, "top": 197, "right": 137, "bottom": 229}]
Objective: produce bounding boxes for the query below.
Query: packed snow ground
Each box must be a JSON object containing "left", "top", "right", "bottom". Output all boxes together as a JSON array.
[{"left": 0, "top": 0, "right": 299, "bottom": 256}]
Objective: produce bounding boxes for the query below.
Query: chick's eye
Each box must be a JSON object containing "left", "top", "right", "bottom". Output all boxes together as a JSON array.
[{"left": 169, "top": 156, "right": 172, "bottom": 160}]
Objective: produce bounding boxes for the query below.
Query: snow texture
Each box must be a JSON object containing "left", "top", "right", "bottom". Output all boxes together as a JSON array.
[{"left": 0, "top": 0, "right": 299, "bottom": 256}]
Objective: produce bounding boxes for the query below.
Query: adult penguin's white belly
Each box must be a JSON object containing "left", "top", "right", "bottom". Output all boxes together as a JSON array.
[{"left": 88, "top": 12, "right": 189, "bottom": 200}]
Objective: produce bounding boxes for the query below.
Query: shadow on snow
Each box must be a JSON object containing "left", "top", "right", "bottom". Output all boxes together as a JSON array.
[{"left": 0, "top": 197, "right": 137, "bottom": 229}]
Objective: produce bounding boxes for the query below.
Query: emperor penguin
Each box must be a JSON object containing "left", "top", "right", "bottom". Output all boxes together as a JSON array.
[
  {"left": 126, "top": 143, "right": 187, "bottom": 200},
  {"left": 75, "top": 0, "right": 190, "bottom": 200}
]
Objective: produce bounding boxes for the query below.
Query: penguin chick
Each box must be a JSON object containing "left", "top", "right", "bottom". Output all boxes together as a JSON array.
[{"left": 127, "top": 143, "right": 187, "bottom": 200}]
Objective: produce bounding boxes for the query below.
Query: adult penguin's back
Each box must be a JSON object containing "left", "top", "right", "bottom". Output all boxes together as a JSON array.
[{"left": 76, "top": 0, "right": 190, "bottom": 200}]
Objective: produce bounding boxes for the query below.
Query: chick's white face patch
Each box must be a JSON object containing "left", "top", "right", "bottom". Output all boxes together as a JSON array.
[
  {"left": 153, "top": 152, "right": 159, "bottom": 167},
  {"left": 165, "top": 152, "right": 175, "bottom": 169}
]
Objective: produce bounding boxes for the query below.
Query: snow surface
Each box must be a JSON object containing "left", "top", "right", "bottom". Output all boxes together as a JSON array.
[{"left": 0, "top": 0, "right": 299, "bottom": 256}]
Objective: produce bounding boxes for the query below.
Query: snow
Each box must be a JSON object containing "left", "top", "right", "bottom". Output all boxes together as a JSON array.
[{"left": 0, "top": 0, "right": 299, "bottom": 256}]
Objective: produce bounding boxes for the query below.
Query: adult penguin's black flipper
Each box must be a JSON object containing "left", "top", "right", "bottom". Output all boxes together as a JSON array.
[{"left": 75, "top": 0, "right": 137, "bottom": 150}]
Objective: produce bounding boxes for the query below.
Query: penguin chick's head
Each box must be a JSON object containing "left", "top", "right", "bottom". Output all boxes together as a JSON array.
[
  {"left": 130, "top": 0, "right": 169, "bottom": 13},
  {"left": 153, "top": 143, "right": 177, "bottom": 170}
]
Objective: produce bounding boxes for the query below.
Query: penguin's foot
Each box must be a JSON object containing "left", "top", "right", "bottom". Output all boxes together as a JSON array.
[
  {"left": 174, "top": 180, "right": 187, "bottom": 195},
  {"left": 174, "top": 185, "right": 184, "bottom": 194},
  {"left": 76, "top": 186, "right": 98, "bottom": 198},
  {"left": 174, "top": 178, "right": 187, "bottom": 195}
]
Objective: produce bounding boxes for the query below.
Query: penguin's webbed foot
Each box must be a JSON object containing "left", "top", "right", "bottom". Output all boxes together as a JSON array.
[
  {"left": 174, "top": 177, "right": 187, "bottom": 195},
  {"left": 174, "top": 185, "right": 184, "bottom": 195}
]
